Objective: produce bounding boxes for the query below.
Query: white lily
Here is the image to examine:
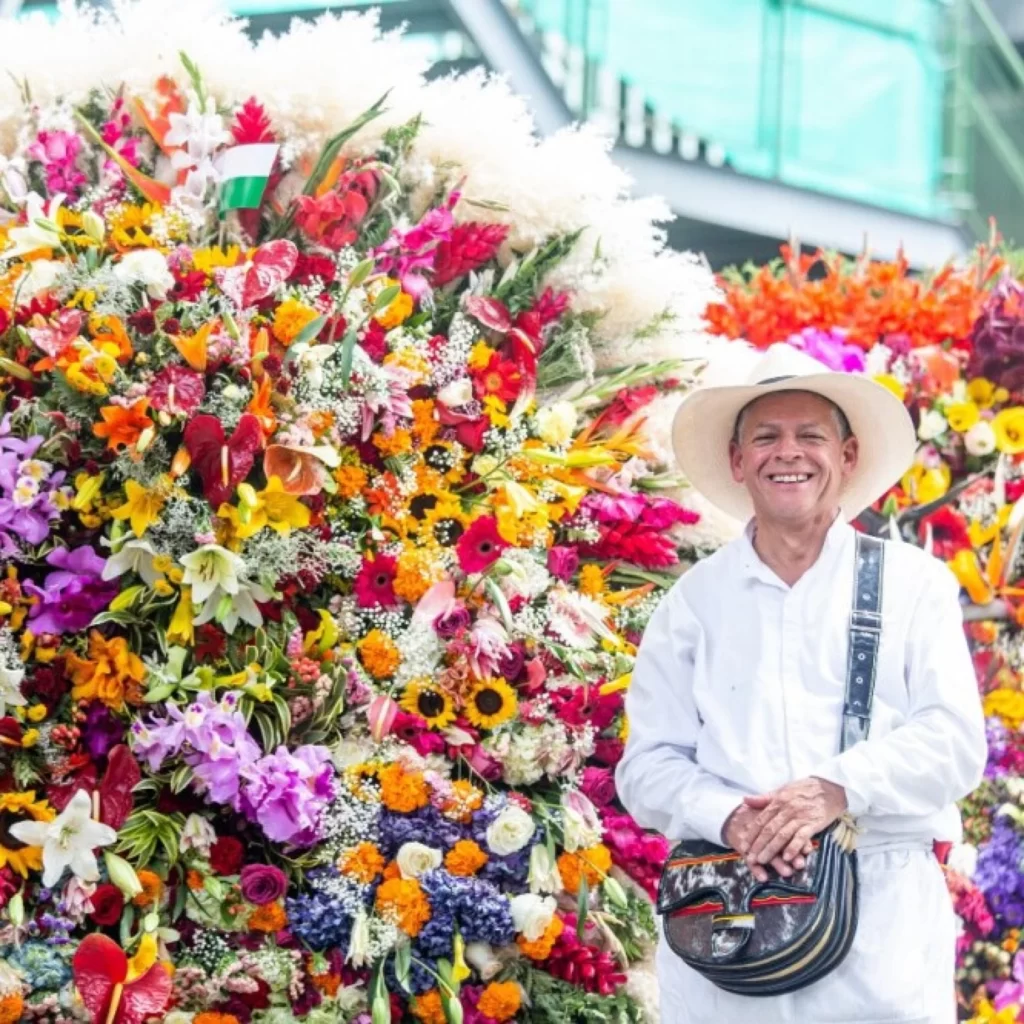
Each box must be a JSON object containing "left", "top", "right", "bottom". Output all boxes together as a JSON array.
[
  {"left": 101, "top": 538, "right": 162, "bottom": 586},
  {"left": 6, "top": 191, "right": 64, "bottom": 257},
  {"left": 9, "top": 789, "right": 116, "bottom": 888},
  {"left": 0, "top": 657, "right": 26, "bottom": 719},
  {"left": 192, "top": 577, "right": 269, "bottom": 635},
  {"left": 179, "top": 544, "right": 243, "bottom": 604}
]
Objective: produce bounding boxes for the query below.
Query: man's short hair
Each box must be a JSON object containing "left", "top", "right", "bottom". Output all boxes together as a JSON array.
[{"left": 731, "top": 389, "right": 853, "bottom": 445}]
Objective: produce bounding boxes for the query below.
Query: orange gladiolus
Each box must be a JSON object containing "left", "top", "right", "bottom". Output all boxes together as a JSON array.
[{"left": 93, "top": 399, "right": 154, "bottom": 452}]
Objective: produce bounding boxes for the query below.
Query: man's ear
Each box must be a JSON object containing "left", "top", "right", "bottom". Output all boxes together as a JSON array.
[
  {"left": 842, "top": 435, "right": 859, "bottom": 475},
  {"left": 729, "top": 439, "right": 744, "bottom": 484}
]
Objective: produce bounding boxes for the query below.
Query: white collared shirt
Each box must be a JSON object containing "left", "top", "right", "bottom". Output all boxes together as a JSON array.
[{"left": 616, "top": 517, "right": 987, "bottom": 851}]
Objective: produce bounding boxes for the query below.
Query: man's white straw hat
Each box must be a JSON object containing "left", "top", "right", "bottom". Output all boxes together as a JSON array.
[{"left": 671, "top": 343, "right": 917, "bottom": 522}]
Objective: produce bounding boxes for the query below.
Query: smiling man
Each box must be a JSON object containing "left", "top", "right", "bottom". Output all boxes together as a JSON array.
[{"left": 616, "top": 344, "right": 987, "bottom": 1024}]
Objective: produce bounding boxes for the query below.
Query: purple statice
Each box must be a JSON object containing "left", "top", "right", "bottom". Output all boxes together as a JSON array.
[
  {"left": 240, "top": 744, "right": 336, "bottom": 846},
  {"left": 377, "top": 805, "right": 464, "bottom": 858},
  {"left": 23, "top": 545, "right": 118, "bottom": 635},
  {"left": 82, "top": 703, "right": 125, "bottom": 760},
  {"left": 974, "top": 818, "right": 1024, "bottom": 928},
  {"left": 786, "top": 327, "right": 866, "bottom": 373}
]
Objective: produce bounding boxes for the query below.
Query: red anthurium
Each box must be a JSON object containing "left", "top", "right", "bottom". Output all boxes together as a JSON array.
[
  {"left": 98, "top": 745, "right": 141, "bottom": 829},
  {"left": 214, "top": 239, "right": 298, "bottom": 308},
  {"left": 148, "top": 366, "right": 205, "bottom": 417},
  {"left": 72, "top": 934, "right": 172, "bottom": 1024},
  {"left": 183, "top": 413, "right": 263, "bottom": 506},
  {"left": 464, "top": 295, "right": 511, "bottom": 333}
]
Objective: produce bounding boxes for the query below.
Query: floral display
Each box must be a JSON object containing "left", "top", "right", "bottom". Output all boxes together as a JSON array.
[
  {"left": 703, "top": 235, "right": 1024, "bottom": 1021},
  {"left": 0, "top": 2, "right": 719, "bottom": 1022}
]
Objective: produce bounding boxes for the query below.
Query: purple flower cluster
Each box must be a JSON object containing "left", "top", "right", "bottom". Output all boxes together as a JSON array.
[
  {"left": 974, "top": 818, "right": 1024, "bottom": 928},
  {"left": 786, "top": 327, "right": 866, "bottom": 373},
  {"left": 24, "top": 546, "right": 118, "bottom": 635},
  {"left": 968, "top": 276, "right": 1024, "bottom": 391},
  {"left": 416, "top": 869, "right": 514, "bottom": 955},
  {"left": 377, "top": 804, "right": 463, "bottom": 857},
  {"left": 0, "top": 418, "right": 67, "bottom": 558},
  {"left": 133, "top": 692, "right": 336, "bottom": 846}
]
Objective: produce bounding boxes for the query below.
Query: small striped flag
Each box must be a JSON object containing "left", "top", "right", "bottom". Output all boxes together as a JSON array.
[{"left": 216, "top": 143, "right": 279, "bottom": 218}]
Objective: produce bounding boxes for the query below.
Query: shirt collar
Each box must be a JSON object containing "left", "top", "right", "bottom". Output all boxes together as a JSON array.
[{"left": 736, "top": 512, "right": 853, "bottom": 589}]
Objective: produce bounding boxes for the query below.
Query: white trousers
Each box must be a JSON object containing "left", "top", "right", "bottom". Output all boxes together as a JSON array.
[{"left": 657, "top": 849, "right": 957, "bottom": 1024}]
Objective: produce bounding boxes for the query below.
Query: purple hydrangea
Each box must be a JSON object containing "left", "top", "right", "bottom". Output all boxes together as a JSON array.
[
  {"left": 975, "top": 818, "right": 1024, "bottom": 928},
  {"left": 417, "top": 869, "right": 515, "bottom": 953},
  {"left": 23, "top": 545, "right": 118, "bottom": 635},
  {"left": 377, "top": 805, "right": 464, "bottom": 857}
]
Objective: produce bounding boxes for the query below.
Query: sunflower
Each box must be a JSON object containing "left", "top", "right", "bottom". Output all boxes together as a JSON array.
[
  {"left": 418, "top": 495, "right": 470, "bottom": 549},
  {"left": 464, "top": 678, "right": 518, "bottom": 730},
  {"left": 421, "top": 440, "right": 464, "bottom": 484},
  {"left": 400, "top": 680, "right": 456, "bottom": 730},
  {"left": 0, "top": 791, "right": 54, "bottom": 878}
]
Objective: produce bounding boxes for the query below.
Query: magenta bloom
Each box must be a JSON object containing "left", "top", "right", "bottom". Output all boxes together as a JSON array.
[
  {"left": 23, "top": 546, "right": 118, "bottom": 635},
  {"left": 547, "top": 545, "right": 579, "bottom": 582},
  {"left": 26, "top": 129, "right": 88, "bottom": 198},
  {"left": 240, "top": 745, "right": 336, "bottom": 847},
  {"left": 372, "top": 192, "right": 459, "bottom": 299},
  {"left": 239, "top": 864, "right": 288, "bottom": 905},
  {"left": 353, "top": 554, "right": 398, "bottom": 608},
  {"left": 786, "top": 327, "right": 866, "bottom": 373}
]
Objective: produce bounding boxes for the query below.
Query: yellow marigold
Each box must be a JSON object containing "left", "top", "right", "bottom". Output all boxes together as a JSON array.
[
  {"left": 445, "top": 839, "right": 489, "bottom": 876},
  {"left": 373, "top": 427, "right": 413, "bottom": 458},
  {"left": 440, "top": 779, "right": 485, "bottom": 823},
  {"left": 66, "top": 630, "right": 145, "bottom": 710},
  {"left": 132, "top": 870, "right": 164, "bottom": 907},
  {"left": 984, "top": 689, "right": 1024, "bottom": 730},
  {"left": 468, "top": 340, "right": 493, "bottom": 371},
  {"left": 248, "top": 901, "right": 288, "bottom": 933},
  {"left": 0, "top": 993, "right": 24, "bottom": 1024},
  {"left": 518, "top": 914, "right": 564, "bottom": 960},
  {"left": 579, "top": 563, "right": 605, "bottom": 597},
  {"left": 272, "top": 298, "right": 319, "bottom": 346},
  {"left": 191, "top": 245, "right": 242, "bottom": 274},
  {"left": 378, "top": 762, "right": 430, "bottom": 813},
  {"left": 375, "top": 877, "right": 431, "bottom": 937},
  {"left": 357, "top": 629, "right": 401, "bottom": 679},
  {"left": 477, "top": 980, "right": 522, "bottom": 1022},
  {"left": 411, "top": 990, "right": 446, "bottom": 1024},
  {"left": 993, "top": 408, "right": 1024, "bottom": 455},
  {"left": 339, "top": 841, "right": 386, "bottom": 883},
  {"left": 393, "top": 548, "right": 447, "bottom": 604},
  {"left": 376, "top": 290, "right": 414, "bottom": 330},
  {"left": 557, "top": 843, "right": 613, "bottom": 895},
  {"left": 333, "top": 464, "right": 369, "bottom": 500}
]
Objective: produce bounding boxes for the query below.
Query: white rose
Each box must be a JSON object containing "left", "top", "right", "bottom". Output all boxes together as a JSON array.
[
  {"left": 465, "top": 941, "right": 504, "bottom": 980},
  {"left": 528, "top": 843, "right": 564, "bottom": 894},
  {"left": 114, "top": 249, "right": 174, "bottom": 299},
  {"left": 964, "top": 420, "right": 996, "bottom": 457},
  {"left": 946, "top": 842, "right": 978, "bottom": 878},
  {"left": 917, "top": 409, "right": 948, "bottom": 442},
  {"left": 396, "top": 841, "right": 442, "bottom": 879},
  {"left": 535, "top": 401, "right": 578, "bottom": 446},
  {"left": 18, "top": 259, "right": 64, "bottom": 300},
  {"left": 510, "top": 893, "right": 557, "bottom": 941},
  {"left": 486, "top": 804, "right": 536, "bottom": 855}
]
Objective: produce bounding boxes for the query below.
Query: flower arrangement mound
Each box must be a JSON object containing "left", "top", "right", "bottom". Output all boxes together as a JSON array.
[
  {"left": 0, "top": 3, "right": 720, "bottom": 1023},
  {"left": 699, "top": 236, "right": 1024, "bottom": 1022}
]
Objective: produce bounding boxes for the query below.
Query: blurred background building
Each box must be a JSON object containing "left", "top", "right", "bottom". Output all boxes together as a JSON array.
[{"left": 4, "top": 0, "right": 1024, "bottom": 270}]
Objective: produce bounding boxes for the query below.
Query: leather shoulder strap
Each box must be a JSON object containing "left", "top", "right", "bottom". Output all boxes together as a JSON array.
[{"left": 841, "top": 532, "right": 885, "bottom": 752}]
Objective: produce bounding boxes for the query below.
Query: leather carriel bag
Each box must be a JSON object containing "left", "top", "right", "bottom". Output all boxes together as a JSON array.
[{"left": 655, "top": 532, "right": 885, "bottom": 996}]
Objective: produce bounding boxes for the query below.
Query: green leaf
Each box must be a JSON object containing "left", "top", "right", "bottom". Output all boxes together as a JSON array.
[
  {"left": 144, "top": 682, "right": 177, "bottom": 703},
  {"left": 576, "top": 875, "right": 589, "bottom": 939},
  {"left": 338, "top": 327, "right": 358, "bottom": 388},
  {"left": 372, "top": 284, "right": 400, "bottom": 312},
  {"left": 292, "top": 314, "right": 327, "bottom": 349},
  {"left": 347, "top": 258, "right": 376, "bottom": 288},
  {"left": 394, "top": 941, "right": 412, "bottom": 994},
  {"left": 303, "top": 93, "right": 389, "bottom": 199},
  {"left": 119, "top": 904, "right": 135, "bottom": 948}
]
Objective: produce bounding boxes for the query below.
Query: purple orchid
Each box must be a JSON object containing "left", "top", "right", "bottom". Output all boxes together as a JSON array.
[
  {"left": 371, "top": 192, "right": 459, "bottom": 299},
  {"left": 786, "top": 327, "right": 866, "bottom": 373},
  {"left": 23, "top": 546, "right": 118, "bottom": 635}
]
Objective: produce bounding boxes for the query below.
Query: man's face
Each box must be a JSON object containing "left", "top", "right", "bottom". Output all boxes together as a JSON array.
[{"left": 728, "top": 391, "right": 859, "bottom": 526}]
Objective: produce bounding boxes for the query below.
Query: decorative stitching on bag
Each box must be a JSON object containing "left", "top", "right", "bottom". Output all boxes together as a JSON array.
[{"left": 670, "top": 893, "right": 818, "bottom": 918}]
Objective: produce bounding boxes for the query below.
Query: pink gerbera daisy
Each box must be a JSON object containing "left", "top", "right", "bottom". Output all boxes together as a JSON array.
[
  {"left": 353, "top": 554, "right": 399, "bottom": 608},
  {"left": 456, "top": 516, "right": 508, "bottom": 574}
]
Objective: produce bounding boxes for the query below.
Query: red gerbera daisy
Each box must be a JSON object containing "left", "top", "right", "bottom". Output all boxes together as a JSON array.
[
  {"left": 918, "top": 505, "right": 972, "bottom": 559},
  {"left": 472, "top": 352, "right": 522, "bottom": 403},
  {"left": 354, "top": 554, "right": 399, "bottom": 608},
  {"left": 456, "top": 516, "right": 508, "bottom": 573}
]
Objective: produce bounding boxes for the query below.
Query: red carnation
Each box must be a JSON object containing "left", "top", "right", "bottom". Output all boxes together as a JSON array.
[
  {"left": 89, "top": 883, "right": 125, "bottom": 926},
  {"left": 432, "top": 222, "right": 509, "bottom": 287},
  {"left": 353, "top": 554, "right": 399, "bottom": 608},
  {"left": 456, "top": 516, "right": 508, "bottom": 573},
  {"left": 209, "top": 835, "right": 245, "bottom": 876}
]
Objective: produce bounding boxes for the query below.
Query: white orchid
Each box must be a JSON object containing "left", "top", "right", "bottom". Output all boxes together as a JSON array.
[
  {"left": 102, "top": 538, "right": 162, "bottom": 585},
  {"left": 0, "top": 658, "right": 26, "bottom": 719},
  {"left": 179, "top": 544, "right": 243, "bottom": 604},
  {"left": 9, "top": 789, "right": 117, "bottom": 888}
]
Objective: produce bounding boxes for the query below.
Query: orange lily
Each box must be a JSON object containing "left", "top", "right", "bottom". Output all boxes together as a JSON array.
[
  {"left": 246, "top": 374, "right": 277, "bottom": 437},
  {"left": 89, "top": 315, "right": 133, "bottom": 363},
  {"left": 250, "top": 326, "right": 270, "bottom": 377},
  {"left": 171, "top": 322, "right": 213, "bottom": 372},
  {"left": 93, "top": 399, "right": 154, "bottom": 453}
]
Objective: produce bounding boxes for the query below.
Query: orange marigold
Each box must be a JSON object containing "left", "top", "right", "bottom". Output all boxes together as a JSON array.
[
  {"left": 517, "top": 914, "right": 564, "bottom": 960},
  {"left": 132, "top": 870, "right": 164, "bottom": 907},
  {"left": 248, "top": 901, "right": 287, "bottom": 933},
  {"left": 411, "top": 990, "right": 446, "bottom": 1024},
  {"left": 393, "top": 548, "right": 446, "bottom": 604},
  {"left": 557, "top": 843, "right": 612, "bottom": 895},
  {"left": 0, "top": 993, "right": 24, "bottom": 1024},
  {"left": 357, "top": 629, "right": 401, "bottom": 679},
  {"left": 309, "top": 968, "right": 341, "bottom": 997},
  {"left": 272, "top": 298, "right": 318, "bottom": 345},
  {"left": 382, "top": 860, "right": 401, "bottom": 881},
  {"left": 333, "top": 464, "right": 369, "bottom": 500},
  {"left": 440, "top": 779, "right": 485, "bottom": 823},
  {"left": 375, "top": 877, "right": 431, "bottom": 937},
  {"left": 372, "top": 427, "right": 412, "bottom": 457},
  {"left": 186, "top": 869, "right": 205, "bottom": 891},
  {"left": 444, "top": 839, "right": 488, "bottom": 876},
  {"left": 411, "top": 398, "right": 440, "bottom": 445},
  {"left": 578, "top": 563, "right": 605, "bottom": 597},
  {"left": 378, "top": 762, "right": 430, "bottom": 813},
  {"left": 477, "top": 980, "right": 522, "bottom": 1022},
  {"left": 339, "top": 841, "right": 386, "bottom": 883},
  {"left": 194, "top": 1015, "right": 241, "bottom": 1024}
]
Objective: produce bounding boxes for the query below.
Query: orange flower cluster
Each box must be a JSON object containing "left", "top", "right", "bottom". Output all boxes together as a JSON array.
[
  {"left": 338, "top": 841, "right": 386, "bottom": 882},
  {"left": 444, "top": 838, "right": 489, "bottom": 876},
  {"left": 518, "top": 914, "right": 564, "bottom": 959},
  {"left": 557, "top": 843, "right": 613, "bottom": 895},
  {"left": 378, "top": 762, "right": 430, "bottom": 813},
  {"left": 194, "top": 1014, "right": 241, "bottom": 1024},
  {"left": 132, "top": 870, "right": 164, "bottom": 907},
  {"left": 706, "top": 245, "right": 1000, "bottom": 351},
  {"left": 66, "top": 630, "right": 145, "bottom": 710},
  {"left": 0, "top": 993, "right": 24, "bottom": 1024},
  {"left": 357, "top": 628, "right": 401, "bottom": 679},
  {"left": 374, "top": 877, "right": 431, "bottom": 937},
  {"left": 477, "top": 981, "right": 522, "bottom": 1021},
  {"left": 248, "top": 901, "right": 287, "bottom": 933},
  {"left": 411, "top": 990, "right": 446, "bottom": 1024}
]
